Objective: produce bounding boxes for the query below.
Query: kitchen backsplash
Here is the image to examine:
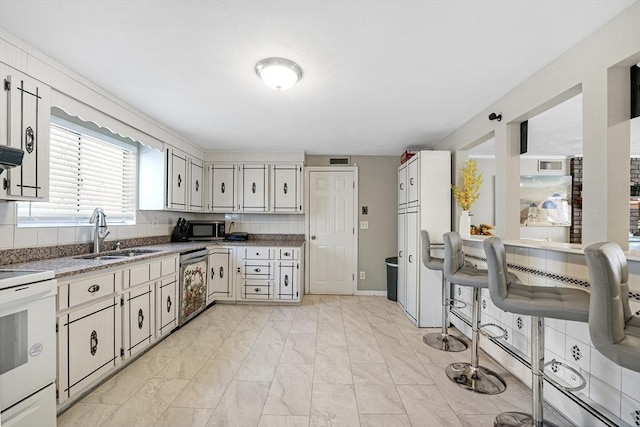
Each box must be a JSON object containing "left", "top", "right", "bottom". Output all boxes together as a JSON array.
[{"left": 0, "top": 203, "right": 305, "bottom": 250}]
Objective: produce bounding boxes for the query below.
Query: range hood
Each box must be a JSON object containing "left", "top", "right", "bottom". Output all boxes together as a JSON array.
[{"left": 0, "top": 146, "right": 24, "bottom": 174}]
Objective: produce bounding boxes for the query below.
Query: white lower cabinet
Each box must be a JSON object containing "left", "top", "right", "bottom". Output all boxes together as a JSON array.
[
  {"left": 56, "top": 254, "right": 178, "bottom": 408},
  {"left": 156, "top": 278, "right": 178, "bottom": 337},
  {"left": 57, "top": 297, "right": 120, "bottom": 404},
  {"left": 207, "top": 247, "right": 234, "bottom": 303},
  {"left": 123, "top": 284, "right": 154, "bottom": 358},
  {"left": 236, "top": 246, "right": 302, "bottom": 303}
]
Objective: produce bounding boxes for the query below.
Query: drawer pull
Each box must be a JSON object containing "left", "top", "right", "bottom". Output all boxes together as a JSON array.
[
  {"left": 90, "top": 330, "right": 98, "bottom": 356},
  {"left": 88, "top": 284, "right": 100, "bottom": 293},
  {"left": 211, "top": 267, "right": 215, "bottom": 279},
  {"left": 284, "top": 251, "right": 291, "bottom": 257},
  {"left": 284, "top": 274, "right": 289, "bottom": 287},
  {"left": 254, "top": 268, "right": 261, "bottom": 273},
  {"left": 167, "top": 296, "right": 172, "bottom": 313},
  {"left": 138, "top": 308, "right": 144, "bottom": 329},
  {"left": 219, "top": 266, "right": 224, "bottom": 278},
  {"left": 254, "top": 288, "right": 261, "bottom": 292}
]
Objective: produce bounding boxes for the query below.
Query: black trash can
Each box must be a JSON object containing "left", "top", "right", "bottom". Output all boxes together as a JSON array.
[{"left": 385, "top": 256, "right": 398, "bottom": 301}]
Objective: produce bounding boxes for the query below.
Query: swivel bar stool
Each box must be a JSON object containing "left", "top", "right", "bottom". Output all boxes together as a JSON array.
[
  {"left": 443, "top": 231, "right": 506, "bottom": 394},
  {"left": 421, "top": 230, "right": 468, "bottom": 352},
  {"left": 484, "top": 237, "right": 590, "bottom": 427},
  {"left": 584, "top": 242, "right": 640, "bottom": 373}
]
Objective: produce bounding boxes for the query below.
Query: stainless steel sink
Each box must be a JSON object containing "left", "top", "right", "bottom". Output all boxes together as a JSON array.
[{"left": 74, "top": 249, "right": 161, "bottom": 260}]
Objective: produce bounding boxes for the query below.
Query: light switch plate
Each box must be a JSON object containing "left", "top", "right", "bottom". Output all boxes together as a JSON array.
[{"left": 360, "top": 221, "right": 369, "bottom": 230}]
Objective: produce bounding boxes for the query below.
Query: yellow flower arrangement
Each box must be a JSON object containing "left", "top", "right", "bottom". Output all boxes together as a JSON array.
[{"left": 452, "top": 159, "right": 483, "bottom": 211}]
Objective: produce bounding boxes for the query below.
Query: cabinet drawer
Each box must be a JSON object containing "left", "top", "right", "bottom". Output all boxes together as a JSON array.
[
  {"left": 243, "top": 248, "right": 273, "bottom": 260},
  {"left": 242, "top": 261, "right": 273, "bottom": 279},
  {"left": 161, "top": 257, "right": 177, "bottom": 276},
  {"left": 68, "top": 273, "right": 116, "bottom": 307},
  {"left": 278, "top": 248, "right": 298, "bottom": 260},
  {"left": 66, "top": 298, "right": 118, "bottom": 396},
  {"left": 242, "top": 280, "right": 272, "bottom": 299}
]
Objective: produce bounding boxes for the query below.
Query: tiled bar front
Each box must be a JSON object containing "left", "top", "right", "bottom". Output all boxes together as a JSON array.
[{"left": 447, "top": 238, "right": 640, "bottom": 427}]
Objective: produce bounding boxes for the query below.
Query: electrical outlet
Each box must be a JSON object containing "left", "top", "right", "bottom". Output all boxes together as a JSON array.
[
  {"left": 359, "top": 271, "right": 365, "bottom": 280},
  {"left": 360, "top": 221, "right": 368, "bottom": 230}
]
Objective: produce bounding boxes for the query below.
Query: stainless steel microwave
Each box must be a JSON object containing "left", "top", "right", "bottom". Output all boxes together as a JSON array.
[{"left": 186, "top": 220, "right": 226, "bottom": 240}]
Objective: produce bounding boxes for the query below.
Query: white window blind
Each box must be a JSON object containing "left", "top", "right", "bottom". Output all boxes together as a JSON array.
[{"left": 18, "top": 123, "right": 136, "bottom": 225}]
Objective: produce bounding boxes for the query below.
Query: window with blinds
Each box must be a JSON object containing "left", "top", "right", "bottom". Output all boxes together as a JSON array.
[{"left": 18, "top": 122, "right": 137, "bottom": 225}]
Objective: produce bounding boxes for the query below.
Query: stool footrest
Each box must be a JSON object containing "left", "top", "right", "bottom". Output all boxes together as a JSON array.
[
  {"left": 543, "top": 360, "right": 586, "bottom": 392},
  {"left": 447, "top": 298, "right": 468, "bottom": 309},
  {"left": 479, "top": 323, "right": 507, "bottom": 340}
]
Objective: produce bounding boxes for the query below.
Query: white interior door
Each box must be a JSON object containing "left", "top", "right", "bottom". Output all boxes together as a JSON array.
[{"left": 308, "top": 169, "right": 356, "bottom": 294}]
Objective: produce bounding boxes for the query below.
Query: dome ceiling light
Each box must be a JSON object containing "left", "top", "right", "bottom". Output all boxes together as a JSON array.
[{"left": 255, "top": 57, "right": 303, "bottom": 91}]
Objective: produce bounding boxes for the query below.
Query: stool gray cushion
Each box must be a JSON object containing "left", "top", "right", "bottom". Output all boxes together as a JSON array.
[
  {"left": 421, "top": 230, "right": 444, "bottom": 271},
  {"left": 585, "top": 242, "right": 640, "bottom": 372},
  {"left": 443, "top": 231, "right": 489, "bottom": 288},
  {"left": 484, "top": 237, "right": 589, "bottom": 322}
]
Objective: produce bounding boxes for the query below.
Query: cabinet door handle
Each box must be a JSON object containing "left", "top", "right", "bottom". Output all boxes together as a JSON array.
[
  {"left": 88, "top": 284, "right": 100, "bottom": 293},
  {"left": 284, "top": 274, "right": 289, "bottom": 287},
  {"left": 410, "top": 177, "right": 414, "bottom": 185},
  {"left": 25, "top": 126, "right": 34, "bottom": 153},
  {"left": 283, "top": 182, "right": 288, "bottom": 194},
  {"left": 195, "top": 180, "right": 199, "bottom": 192},
  {"left": 221, "top": 182, "right": 225, "bottom": 194},
  {"left": 408, "top": 255, "right": 413, "bottom": 263},
  {"left": 399, "top": 183, "right": 404, "bottom": 190},
  {"left": 90, "top": 330, "right": 98, "bottom": 356},
  {"left": 167, "top": 296, "right": 172, "bottom": 313},
  {"left": 211, "top": 267, "right": 215, "bottom": 279},
  {"left": 399, "top": 250, "right": 403, "bottom": 258},
  {"left": 284, "top": 251, "right": 291, "bottom": 257},
  {"left": 219, "top": 266, "right": 224, "bottom": 278},
  {"left": 138, "top": 308, "right": 144, "bottom": 329},
  {"left": 177, "top": 174, "right": 182, "bottom": 187},
  {"left": 252, "top": 182, "right": 256, "bottom": 193},
  {"left": 311, "top": 235, "right": 316, "bottom": 240}
]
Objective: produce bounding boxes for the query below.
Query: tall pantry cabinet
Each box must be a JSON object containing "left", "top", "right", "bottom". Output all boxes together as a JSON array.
[{"left": 397, "top": 151, "right": 451, "bottom": 327}]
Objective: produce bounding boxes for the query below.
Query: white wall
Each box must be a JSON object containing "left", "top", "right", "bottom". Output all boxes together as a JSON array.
[{"left": 438, "top": 2, "right": 640, "bottom": 248}]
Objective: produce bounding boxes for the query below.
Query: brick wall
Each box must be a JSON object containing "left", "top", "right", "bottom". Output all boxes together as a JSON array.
[{"left": 570, "top": 157, "right": 640, "bottom": 243}]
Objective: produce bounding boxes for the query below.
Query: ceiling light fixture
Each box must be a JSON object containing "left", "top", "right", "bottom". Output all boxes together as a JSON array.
[{"left": 255, "top": 57, "right": 303, "bottom": 91}]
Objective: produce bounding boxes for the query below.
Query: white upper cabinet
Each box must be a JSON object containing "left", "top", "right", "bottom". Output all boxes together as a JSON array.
[
  {"left": 239, "top": 164, "right": 268, "bottom": 212},
  {"left": 0, "top": 63, "right": 51, "bottom": 201},
  {"left": 138, "top": 144, "right": 204, "bottom": 212},
  {"left": 271, "top": 164, "right": 303, "bottom": 213},
  {"left": 167, "top": 147, "right": 188, "bottom": 210},
  {"left": 208, "top": 164, "right": 236, "bottom": 212},
  {"left": 407, "top": 155, "right": 419, "bottom": 206},
  {"left": 398, "top": 163, "right": 407, "bottom": 208},
  {"left": 189, "top": 158, "right": 204, "bottom": 212}
]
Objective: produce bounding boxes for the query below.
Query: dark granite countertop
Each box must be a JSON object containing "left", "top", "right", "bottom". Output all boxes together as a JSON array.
[{"left": 0, "top": 237, "right": 305, "bottom": 279}]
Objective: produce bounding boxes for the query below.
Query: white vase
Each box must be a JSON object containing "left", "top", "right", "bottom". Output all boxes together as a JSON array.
[{"left": 459, "top": 210, "right": 471, "bottom": 238}]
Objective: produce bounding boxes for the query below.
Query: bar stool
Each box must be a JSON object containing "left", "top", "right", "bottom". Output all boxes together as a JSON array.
[
  {"left": 484, "top": 236, "right": 590, "bottom": 427},
  {"left": 584, "top": 242, "right": 640, "bottom": 373},
  {"left": 443, "top": 231, "right": 506, "bottom": 394},
  {"left": 421, "top": 230, "right": 468, "bottom": 352}
]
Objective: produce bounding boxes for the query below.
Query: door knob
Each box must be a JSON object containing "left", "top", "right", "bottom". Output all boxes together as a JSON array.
[{"left": 311, "top": 235, "right": 317, "bottom": 240}]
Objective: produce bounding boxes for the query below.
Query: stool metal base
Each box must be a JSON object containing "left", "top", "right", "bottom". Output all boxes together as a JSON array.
[
  {"left": 423, "top": 332, "right": 468, "bottom": 352},
  {"left": 445, "top": 362, "right": 507, "bottom": 395},
  {"left": 494, "top": 412, "right": 559, "bottom": 427}
]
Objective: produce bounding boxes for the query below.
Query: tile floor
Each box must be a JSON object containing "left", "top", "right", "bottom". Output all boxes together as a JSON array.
[{"left": 57, "top": 295, "right": 574, "bottom": 427}]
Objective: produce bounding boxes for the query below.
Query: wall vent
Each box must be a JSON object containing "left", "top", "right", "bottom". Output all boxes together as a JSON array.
[
  {"left": 538, "top": 160, "right": 563, "bottom": 171},
  {"left": 329, "top": 157, "right": 351, "bottom": 165}
]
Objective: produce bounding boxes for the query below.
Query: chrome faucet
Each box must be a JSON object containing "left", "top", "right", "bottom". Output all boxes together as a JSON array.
[{"left": 90, "top": 207, "right": 110, "bottom": 253}]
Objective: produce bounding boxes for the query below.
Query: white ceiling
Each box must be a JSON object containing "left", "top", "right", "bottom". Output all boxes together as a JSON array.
[{"left": 0, "top": 0, "right": 635, "bottom": 155}]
